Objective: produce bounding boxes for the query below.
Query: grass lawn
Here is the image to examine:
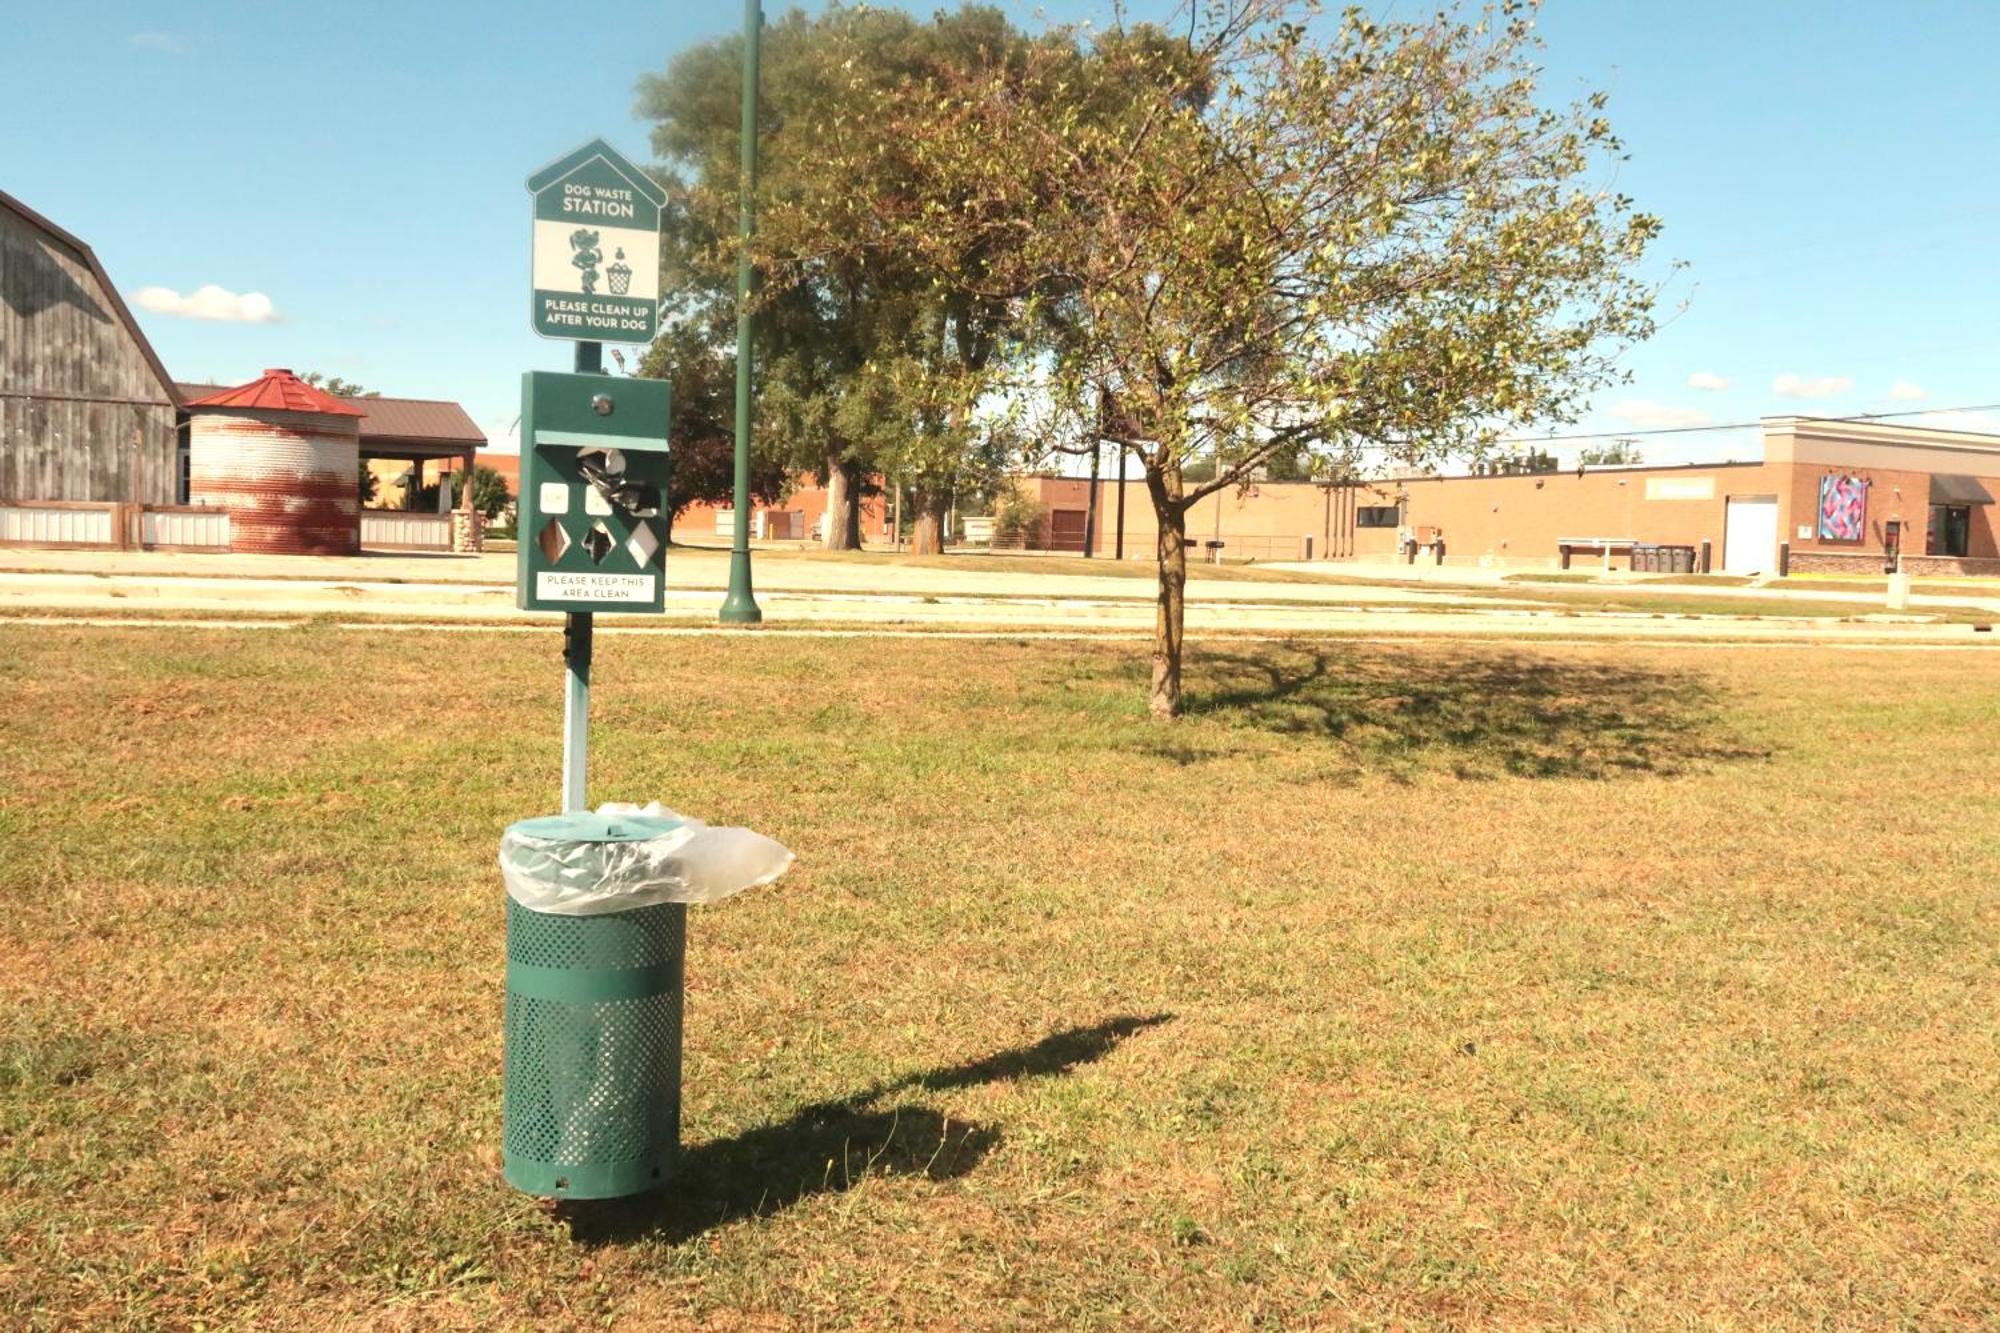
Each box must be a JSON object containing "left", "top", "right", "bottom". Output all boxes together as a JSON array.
[{"left": 1, "top": 625, "right": 1995, "bottom": 1328}]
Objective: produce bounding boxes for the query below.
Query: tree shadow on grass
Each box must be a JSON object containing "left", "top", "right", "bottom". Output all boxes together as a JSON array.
[
  {"left": 1136, "top": 644, "right": 1769, "bottom": 780},
  {"left": 562, "top": 1013, "right": 1172, "bottom": 1246}
]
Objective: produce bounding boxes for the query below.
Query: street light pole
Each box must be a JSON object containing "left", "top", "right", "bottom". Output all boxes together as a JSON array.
[{"left": 719, "top": 0, "right": 764, "bottom": 624}]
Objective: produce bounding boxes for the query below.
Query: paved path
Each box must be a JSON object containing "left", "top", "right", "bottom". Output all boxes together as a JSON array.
[
  {"left": 0, "top": 545, "right": 1993, "bottom": 646},
  {"left": 7, "top": 612, "right": 1994, "bottom": 651}
]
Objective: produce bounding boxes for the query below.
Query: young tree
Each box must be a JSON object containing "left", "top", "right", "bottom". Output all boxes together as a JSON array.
[{"left": 892, "top": 0, "right": 1663, "bottom": 715}]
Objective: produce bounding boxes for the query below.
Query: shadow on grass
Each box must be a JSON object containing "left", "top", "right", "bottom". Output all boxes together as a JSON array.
[
  {"left": 562, "top": 1013, "right": 1172, "bottom": 1246},
  {"left": 1143, "top": 644, "right": 1768, "bottom": 779}
]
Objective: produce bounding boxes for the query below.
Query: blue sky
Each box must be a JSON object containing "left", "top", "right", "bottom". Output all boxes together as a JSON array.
[{"left": 5, "top": 1, "right": 1998, "bottom": 465}]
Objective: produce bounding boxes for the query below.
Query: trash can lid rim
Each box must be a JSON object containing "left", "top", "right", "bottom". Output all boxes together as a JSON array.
[{"left": 506, "top": 812, "right": 688, "bottom": 844}]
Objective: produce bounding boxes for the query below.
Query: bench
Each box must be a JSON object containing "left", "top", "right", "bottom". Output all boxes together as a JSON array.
[{"left": 1557, "top": 537, "right": 1638, "bottom": 572}]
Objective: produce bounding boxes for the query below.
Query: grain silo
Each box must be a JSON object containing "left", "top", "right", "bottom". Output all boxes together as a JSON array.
[{"left": 185, "top": 369, "right": 365, "bottom": 554}]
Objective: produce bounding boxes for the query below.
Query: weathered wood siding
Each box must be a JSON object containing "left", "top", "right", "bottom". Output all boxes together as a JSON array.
[{"left": 0, "top": 207, "right": 177, "bottom": 504}]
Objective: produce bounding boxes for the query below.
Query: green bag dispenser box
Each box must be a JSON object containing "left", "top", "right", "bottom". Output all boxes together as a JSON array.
[{"left": 515, "top": 371, "right": 671, "bottom": 615}]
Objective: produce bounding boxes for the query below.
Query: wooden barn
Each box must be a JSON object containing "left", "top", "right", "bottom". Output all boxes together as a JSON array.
[
  {"left": 0, "top": 189, "right": 487, "bottom": 554},
  {"left": 1, "top": 189, "right": 181, "bottom": 507}
]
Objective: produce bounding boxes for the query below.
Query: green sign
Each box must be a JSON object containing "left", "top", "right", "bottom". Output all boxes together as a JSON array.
[
  {"left": 526, "top": 140, "right": 666, "bottom": 344},
  {"left": 516, "top": 371, "right": 672, "bottom": 613}
]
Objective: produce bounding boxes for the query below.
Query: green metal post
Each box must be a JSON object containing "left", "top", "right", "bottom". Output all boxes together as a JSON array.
[
  {"left": 564, "top": 338, "right": 603, "bottom": 811},
  {"left": 719, "top": 0, "right": 764, "bottom": 624}
]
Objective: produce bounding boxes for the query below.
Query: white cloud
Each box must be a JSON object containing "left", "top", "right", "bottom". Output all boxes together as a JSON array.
[
  {"left": 1887, "top": 379, "right": 1927, "bottom": 401},
  {"left": 128, "top": 32, "right": 189, "bottom": 54},
  {"left": 1686, "top": 370, "right": 1729, "bottom": 392},
  {"left": 132, "top": 284, "right": 279, "bottom": 323},
  {"left": 1771, "top": 372, "right": 1851, "bottom": 400},
  {"left": 1606, "top": 399, "right": 1713, "bottom": 429}
]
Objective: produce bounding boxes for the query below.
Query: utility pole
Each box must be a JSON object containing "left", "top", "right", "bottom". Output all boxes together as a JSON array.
[
  {"left": 719, "top": 0, "right": 764, "bottom": 624},
  {"left": 1114, "top": 445, "right": 1127, "bottom": 560},
  {"left": 1083, "top": 439, "right": 1101, "bottom": 557}
]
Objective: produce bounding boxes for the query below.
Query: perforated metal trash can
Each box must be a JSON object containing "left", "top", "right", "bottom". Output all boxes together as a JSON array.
[{"left": 502, "top": 892, "right": 686, "bottom": 1200}]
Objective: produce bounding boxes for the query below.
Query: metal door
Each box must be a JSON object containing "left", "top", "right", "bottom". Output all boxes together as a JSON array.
[
  {"left": 1048, "top": 508, "right": 1088, "bottom": 553},
  {"left": 1723, "top": 496, "right": 1779, "bottom": 574}
]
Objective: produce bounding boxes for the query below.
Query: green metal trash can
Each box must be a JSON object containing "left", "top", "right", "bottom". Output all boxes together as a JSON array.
[{"left": 502, "top": 815, "right": 687, "bottom": 1200}]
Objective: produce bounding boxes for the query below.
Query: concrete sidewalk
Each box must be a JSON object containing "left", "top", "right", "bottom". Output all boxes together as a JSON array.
[
  {"left": 0, "top": 545, "right": 1993, "bottom": 640},
  {"left": 0, "top": 546, "right": 1539, "bottom": 609}
]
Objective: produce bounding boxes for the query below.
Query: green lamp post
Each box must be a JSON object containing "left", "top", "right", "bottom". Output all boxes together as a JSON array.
[{"left": 719, "top": 0, "right": 764, "bottom": 624}]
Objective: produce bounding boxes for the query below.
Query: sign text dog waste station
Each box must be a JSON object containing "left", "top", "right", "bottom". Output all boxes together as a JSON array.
[{"left": 526, "top": 139, "right": 665, "bottom": 344}]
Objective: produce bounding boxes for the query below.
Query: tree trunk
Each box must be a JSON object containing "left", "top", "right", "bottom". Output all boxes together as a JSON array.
[
  {"left": 909, "top": 486, "right": 950, "bottom": 556},
  {"left": 1145, "top": 463, "right": 1187, "bottom": 719},
  {"left": 823, "top": 454, "right": 863, "bottom": 550}
]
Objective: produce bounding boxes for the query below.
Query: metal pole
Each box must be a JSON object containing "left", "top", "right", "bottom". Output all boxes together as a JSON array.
[
  {"left": 563, "top": 338, "right": 603, "bottom": 812},
  {"left": 561, "top": 611, "right": 592, "bottom": 812},
  {"left": 1083, "top": 439, "right": 1101, "bottom": 557},
  {"left": 1114, "top": 446, "right": 1126, "bottom": 560},
  {"left": 720, "top": 0, "right": 764, "bottom": 624}
]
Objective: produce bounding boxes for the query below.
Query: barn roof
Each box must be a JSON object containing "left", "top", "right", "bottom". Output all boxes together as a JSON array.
[{"left": 0, "top": 189, "right": 183, "bottom": 409}]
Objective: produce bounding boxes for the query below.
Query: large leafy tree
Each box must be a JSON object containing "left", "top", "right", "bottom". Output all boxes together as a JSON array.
[
  {"left": 639, "top": 4, "right": 1037, "bottom": 553},
  {"left": 635, "top": 321, "right": 789, "bottom": 544},
  {"left": 886, "top": 0, "right": 1664, "bottom": 715}
]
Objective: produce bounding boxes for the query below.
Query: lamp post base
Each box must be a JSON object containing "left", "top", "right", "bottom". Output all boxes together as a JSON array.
[{"left": 719, "top": 550, "right": 763, "bottom": 624}]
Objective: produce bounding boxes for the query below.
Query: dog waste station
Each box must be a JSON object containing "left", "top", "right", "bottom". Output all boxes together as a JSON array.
[{"left": 500, "top": 137, "right": 792, "bottom": 1203}]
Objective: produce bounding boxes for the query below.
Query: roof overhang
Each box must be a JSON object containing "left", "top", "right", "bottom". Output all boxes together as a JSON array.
[{"left": 1930, "top": 473, "right": 1996, "bottom": 505}]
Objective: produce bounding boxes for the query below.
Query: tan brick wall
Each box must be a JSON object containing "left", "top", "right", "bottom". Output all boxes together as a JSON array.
[
  {"left": 1365, "top": 464, "right": 1784, "bottom": 566},
  {"left": 679, "top": 483, "right": 891, "bottom": 543}
]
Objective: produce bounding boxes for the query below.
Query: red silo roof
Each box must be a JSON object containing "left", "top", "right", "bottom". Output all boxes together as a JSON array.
[{"left": 184, "top": 368, "right": 367, "bottom": 417}]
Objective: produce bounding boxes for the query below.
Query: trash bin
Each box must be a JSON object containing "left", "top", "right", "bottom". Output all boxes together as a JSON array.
[
  {"left": 499, "top": 807, "right": 793, "bottom": 1200},
  {"left": 503, "top": 893, "right": 685, "bottom": 1198}
]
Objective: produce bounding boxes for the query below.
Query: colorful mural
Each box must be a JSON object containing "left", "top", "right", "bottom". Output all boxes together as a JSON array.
[{"left": 1818, "top": 474, "right": 1868, "bottom": 542}]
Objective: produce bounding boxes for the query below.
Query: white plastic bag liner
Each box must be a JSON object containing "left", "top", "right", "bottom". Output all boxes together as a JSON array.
[{"left": 500, "top": 801, "right": 794, "bottom": 915}]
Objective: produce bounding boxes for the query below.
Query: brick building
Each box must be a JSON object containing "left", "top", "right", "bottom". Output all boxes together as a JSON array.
[{"left": 1012, "top": 416, "right": 2000, "bottom": 575}]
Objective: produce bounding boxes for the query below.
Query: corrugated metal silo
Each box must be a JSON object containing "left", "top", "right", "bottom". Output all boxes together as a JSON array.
[{"left": 185, "top": 368, "right": 366, "bottom": 555}]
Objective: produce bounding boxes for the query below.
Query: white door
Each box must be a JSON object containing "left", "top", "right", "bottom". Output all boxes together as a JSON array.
[{"left": 1723, "top": 496, "right": 1779, "bottom": 574}]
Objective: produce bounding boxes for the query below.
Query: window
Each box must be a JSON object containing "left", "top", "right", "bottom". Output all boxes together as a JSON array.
[{"left": 1356, "top": 505, "right": 1400, "bottom": 528}]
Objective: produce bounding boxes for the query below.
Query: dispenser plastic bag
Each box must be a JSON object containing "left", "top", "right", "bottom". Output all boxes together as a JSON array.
[{"left": 500, "top": 801, "right": 794, "bottom": 915}]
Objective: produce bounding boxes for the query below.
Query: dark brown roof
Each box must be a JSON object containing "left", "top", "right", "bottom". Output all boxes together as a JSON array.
[
  {"left": 0, "top": 189, "right": 183, "bottom": 408},
  {"left": 175, "top": 381, "right": 485, "bottom": 448}
]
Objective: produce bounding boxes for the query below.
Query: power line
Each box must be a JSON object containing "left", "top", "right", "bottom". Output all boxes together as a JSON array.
[{"left": 1499, "top": 401, "right": 2000, "bottom": 448}]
